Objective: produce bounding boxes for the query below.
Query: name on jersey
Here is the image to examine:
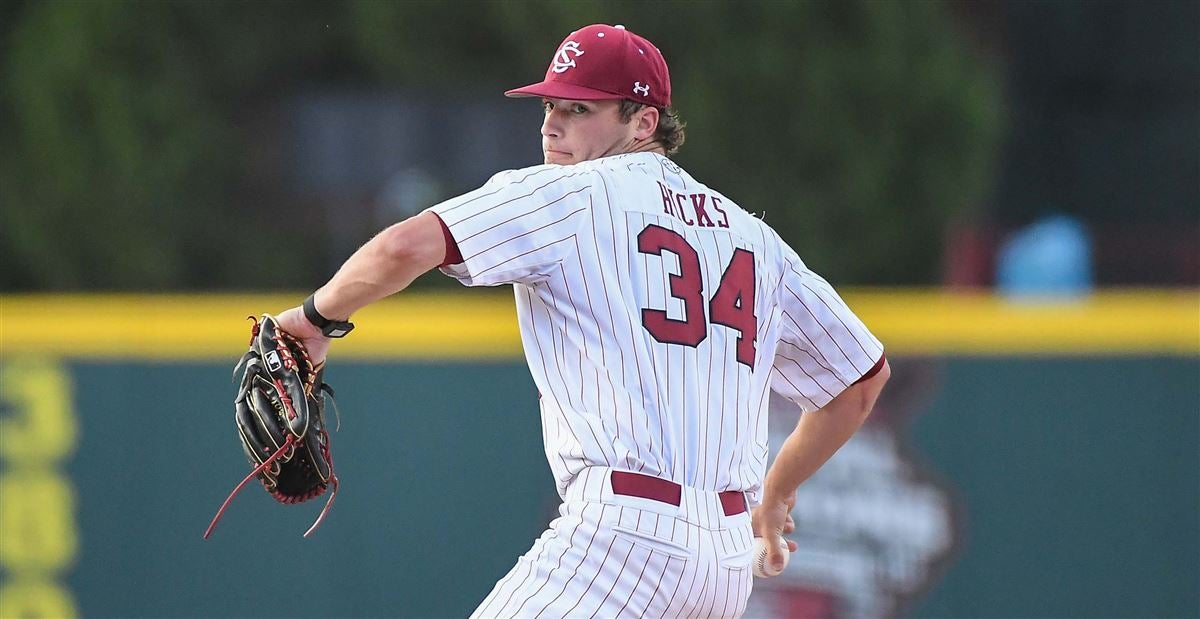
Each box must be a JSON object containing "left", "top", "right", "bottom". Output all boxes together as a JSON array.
[{"left": 657, "top": 181, "right": 730, "bottom": 229}]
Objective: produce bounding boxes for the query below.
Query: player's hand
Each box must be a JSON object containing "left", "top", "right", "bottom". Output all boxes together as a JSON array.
[
  {"left": 274, "top": 305, "right": 331, "bottom": 365},
  {"left": 751, "top": 491, "right": 798, "bottom": 573}
]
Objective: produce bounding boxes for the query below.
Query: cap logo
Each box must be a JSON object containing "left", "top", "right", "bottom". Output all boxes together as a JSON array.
[
  {"left": 633, "top": 82, "right": 650, "bottom": 96},
  {"left": 552, "top": 41, "right": 585, "bottom": 74}
]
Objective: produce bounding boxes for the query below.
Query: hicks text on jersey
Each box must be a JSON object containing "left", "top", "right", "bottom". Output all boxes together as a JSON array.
[{"left": 657, "top": 181, "right": 730, "bottom": 229}]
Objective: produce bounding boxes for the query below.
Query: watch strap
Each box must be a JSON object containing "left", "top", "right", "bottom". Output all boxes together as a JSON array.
[{"left": 303, "top": 294, "right": 355, "bottom": 338}]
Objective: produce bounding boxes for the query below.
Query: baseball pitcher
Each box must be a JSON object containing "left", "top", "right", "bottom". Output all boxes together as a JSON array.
[{"left": 271, "top": 24, "right": 889, "bottom": 618}]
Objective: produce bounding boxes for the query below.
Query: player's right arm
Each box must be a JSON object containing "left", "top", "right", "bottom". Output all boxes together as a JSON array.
[
  {"left": 754, "top": 359, "right": 890, "bottom": 571},
  {"left": 752, "top": 246, "right": 889, "bottom": 573},
  {"left": 761, "top": 360, "right": 890, "bottom": 500}
]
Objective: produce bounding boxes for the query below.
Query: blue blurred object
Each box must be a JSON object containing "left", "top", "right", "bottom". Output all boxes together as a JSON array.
[{"left": 996, "top": 214, "right": 1094, "bottom": 298}]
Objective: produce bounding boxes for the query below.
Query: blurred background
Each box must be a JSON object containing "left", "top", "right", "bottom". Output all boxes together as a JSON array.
[{"left": 0, "top": 1, "right": 1196, "bottom": 618}]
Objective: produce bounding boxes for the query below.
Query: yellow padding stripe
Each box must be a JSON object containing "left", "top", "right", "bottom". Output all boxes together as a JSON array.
[
  {"left": 1, "top": 290, "right": 1196, "bottom": 359},
  {"left": 847, "top": 289, "right": 1198, "bottom": 355}
]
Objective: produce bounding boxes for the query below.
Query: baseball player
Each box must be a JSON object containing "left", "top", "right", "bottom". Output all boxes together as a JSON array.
[{"left": 275, "top": 23, "right": 889, "bottom": 618}]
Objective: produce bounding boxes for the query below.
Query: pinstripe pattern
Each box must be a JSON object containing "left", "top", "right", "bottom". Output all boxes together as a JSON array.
[
  {"left": 471, "top": 471, "right": 755, "bottom": 619},
  {"left": 428, "top": 152, "right": 881, "bottom": 616}
]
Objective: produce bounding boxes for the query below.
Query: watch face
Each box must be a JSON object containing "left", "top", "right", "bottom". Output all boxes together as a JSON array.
[{"left": 324, "top": 323, "right": 353, "bottom": 338}]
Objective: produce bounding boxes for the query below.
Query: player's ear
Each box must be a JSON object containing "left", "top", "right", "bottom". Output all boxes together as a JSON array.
[{"left": 634, "top": 106, "right": 659, "bottom": 140}]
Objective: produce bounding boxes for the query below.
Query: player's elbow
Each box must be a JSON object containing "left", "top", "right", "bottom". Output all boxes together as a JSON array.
[
  {"left": 379, "top": 212, "right": 446, "bottom": 273},
  {"left": 837, "top": 358, "right": 889, "bottom": 425},
  {"left": 855, "top": 358, "right": 890, "bottom": 422},
  {"left": 872, "top": 358, "right": 892, "bottom": 388}
]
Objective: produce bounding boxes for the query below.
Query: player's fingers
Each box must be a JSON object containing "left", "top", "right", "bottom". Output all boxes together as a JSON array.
[
  {"left": 765, "top": 534, "right": 787, "bottom": 571},
  {"left": 783, "top": 512, "right": 795, "bottom": 534},
  {"left": 786, "top": 538, "right": 798, "bottom": 552}
]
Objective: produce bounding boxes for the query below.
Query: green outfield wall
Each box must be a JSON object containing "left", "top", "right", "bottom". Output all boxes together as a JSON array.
[{"left": 1, "top": 291, "right": 1196, "bottom": 618}]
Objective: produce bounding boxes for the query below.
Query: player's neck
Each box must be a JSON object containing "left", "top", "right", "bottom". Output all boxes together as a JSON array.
[{"left": 624, "top": 138, "right": 667, "bottom": 157}]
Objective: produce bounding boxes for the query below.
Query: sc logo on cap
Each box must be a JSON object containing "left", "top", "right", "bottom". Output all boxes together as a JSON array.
[{"left": 552, "top": 41, "right": 585, "bottom": 73}]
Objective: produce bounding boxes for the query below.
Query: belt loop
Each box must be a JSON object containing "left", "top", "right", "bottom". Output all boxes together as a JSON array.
[{"left": 591, "top": 467, "right": 607, "bottom": 502}]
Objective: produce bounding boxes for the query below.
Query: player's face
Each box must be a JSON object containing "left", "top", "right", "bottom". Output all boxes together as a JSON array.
[{"left": 540, "top": 98, "right": 639, "bottom": 165}]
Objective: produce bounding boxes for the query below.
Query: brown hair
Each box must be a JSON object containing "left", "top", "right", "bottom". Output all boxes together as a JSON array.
[{"left": 619, "top": 100, "right": 686, "bottom": 156}]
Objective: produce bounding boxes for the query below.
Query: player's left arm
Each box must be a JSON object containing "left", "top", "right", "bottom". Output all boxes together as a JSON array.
[{"left": 274, "top": 211, "right": 449, "bottom": 362}]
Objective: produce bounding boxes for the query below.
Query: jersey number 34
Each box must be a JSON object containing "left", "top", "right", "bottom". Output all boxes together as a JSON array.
[{"left": 637, "top": 224, "right": 757, "bottom": 369}]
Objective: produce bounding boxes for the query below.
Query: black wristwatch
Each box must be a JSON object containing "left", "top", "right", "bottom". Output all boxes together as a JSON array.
[{"left": 303, "top": 294, "right": 355, "bottom": 338}]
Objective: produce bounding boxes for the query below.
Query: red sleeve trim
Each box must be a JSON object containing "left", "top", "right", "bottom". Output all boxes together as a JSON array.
[
  {"left": 852, "top": 353, "right": 887, "bottom": 385},
  {"left": 433, "top": 213, "right": 464, "bottom": 267}
]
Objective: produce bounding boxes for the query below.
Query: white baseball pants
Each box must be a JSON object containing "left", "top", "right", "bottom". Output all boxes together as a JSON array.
[{"left": 472, "top": 467, "right": 755, "bottom": 618}]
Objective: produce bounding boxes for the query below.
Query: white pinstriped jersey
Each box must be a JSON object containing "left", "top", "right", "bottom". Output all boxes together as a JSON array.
[{"left": 428, "top": 152, "right": 883, "bottom": 506}]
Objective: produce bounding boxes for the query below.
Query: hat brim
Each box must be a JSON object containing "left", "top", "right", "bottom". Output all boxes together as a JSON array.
[{"left": 505, "top": 80, "right": 623, "bottom": 101}]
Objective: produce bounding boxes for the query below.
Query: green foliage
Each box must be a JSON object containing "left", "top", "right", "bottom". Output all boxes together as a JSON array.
[
  {"left": 657, "top": 1, "right": 1003, "bottom": 283},
  {"left": 0, "top": 0, "right": 1001, "bottom": 290},
  {"left": 0, "top": 0, "right": 350, "bottom": 289}
]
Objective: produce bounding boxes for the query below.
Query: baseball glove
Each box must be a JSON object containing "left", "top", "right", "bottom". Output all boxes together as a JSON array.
[{"left": 204, "top": 314, "right": 339, "bottom": 539}]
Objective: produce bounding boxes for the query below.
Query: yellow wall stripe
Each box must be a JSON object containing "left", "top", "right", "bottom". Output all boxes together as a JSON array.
[
  {"left": 846, "top": 289, "right": 1198, "bottom": 355},
  {"left": 1, "top": 289, "right": 1197, "bottom": 360}
]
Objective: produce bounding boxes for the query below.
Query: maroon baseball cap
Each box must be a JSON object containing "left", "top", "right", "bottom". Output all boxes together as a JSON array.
[{"left": 505, "top": 24, "right": 671, "bottom": 108}]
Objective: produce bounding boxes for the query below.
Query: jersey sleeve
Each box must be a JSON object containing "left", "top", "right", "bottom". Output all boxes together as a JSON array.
[
  {"left": 425, "top": 165, "right": 594, "bottom": 287},
  {"left": 770, "top": 249, "right": 885, "bottom": 412}
]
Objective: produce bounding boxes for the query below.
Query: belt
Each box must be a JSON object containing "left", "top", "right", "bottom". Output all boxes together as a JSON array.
[{"left": 610, "top": 471, "right": 747, "bottom": 516}]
